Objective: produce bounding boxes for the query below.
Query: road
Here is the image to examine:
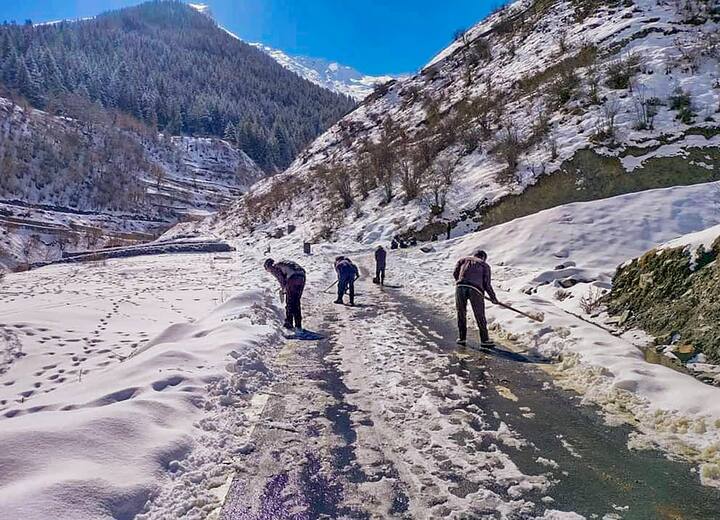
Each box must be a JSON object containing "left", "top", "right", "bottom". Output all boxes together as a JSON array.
[{"left": 220, "top": 261, "right": 720, "bottom": 520}]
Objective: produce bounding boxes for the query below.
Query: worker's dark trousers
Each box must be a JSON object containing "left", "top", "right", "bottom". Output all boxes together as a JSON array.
[
  {"left": 337, "top": 275, "right": 355, "bottom": 305},
  {"left": 375, "top": 264, "right": 386, "bottom": 285},
  {"left": 285, "top": 275, "right": 305, "bottom": 328},
  {"left": 456, "top": 285, "right": 489, "bottom": 343}
]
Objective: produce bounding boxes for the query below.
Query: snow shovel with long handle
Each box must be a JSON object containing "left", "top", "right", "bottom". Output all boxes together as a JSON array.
[
  {"left": 456, "top": 284, "right": 545, "bottom": 323},
  {"left": 324, "top": 280, "right": 339, "bottom": 293}
]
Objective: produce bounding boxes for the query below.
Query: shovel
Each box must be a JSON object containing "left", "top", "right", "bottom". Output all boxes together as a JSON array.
[{"left": 456, "top": 284, "right": 545, "bottom": 323}]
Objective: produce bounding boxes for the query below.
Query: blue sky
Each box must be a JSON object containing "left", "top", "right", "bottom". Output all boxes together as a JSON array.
[{"left": 0, "top": 1, "right": 502, "bottom": 75}]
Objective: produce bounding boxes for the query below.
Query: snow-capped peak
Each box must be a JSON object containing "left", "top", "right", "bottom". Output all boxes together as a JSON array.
[
  {"left": 250, "top": 43, "right": 403, "bottom": 101},
  {"left": 188, "top": 3, "right": 211, "bottom": 16}
]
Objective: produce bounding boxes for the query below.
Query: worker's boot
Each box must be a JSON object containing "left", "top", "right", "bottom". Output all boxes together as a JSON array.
[
  {"left": 334, "top": 299, "right": 343, "bottom": 305},
  {"left": 456, "top": 338, "right": 467, "bottom": 346}
]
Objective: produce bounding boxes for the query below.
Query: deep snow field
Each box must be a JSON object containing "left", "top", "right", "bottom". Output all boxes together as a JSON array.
[{"left": 0, "top": 251, "right": 287, "bottom": 519}]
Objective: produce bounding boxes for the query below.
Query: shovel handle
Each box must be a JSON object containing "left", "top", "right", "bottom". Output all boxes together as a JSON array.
[{"left": 456, "top": 284, "right": 543, "bottom": 323}]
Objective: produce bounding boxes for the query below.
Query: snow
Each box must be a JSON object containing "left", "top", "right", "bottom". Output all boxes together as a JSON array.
[
  {"left": 249, "top": 43, "right": 403, "bottom": 100},
  {"left": 237, "top": 0, "right": 720, "bottom": 244},
  {"left": 0, "top": 252, "right": 283, "bottom": 519},
  {"left": 373, "top": 181, "right": 720, "bottom": 483},
  {"left": 188, "top": 3, "right": 210, "bottom": 15},
  {"left": 659, "top": 222, "right": 720, "bottom": 269},
  {"left": 206, "top": 180, "right": 720, "bottom": 491}
]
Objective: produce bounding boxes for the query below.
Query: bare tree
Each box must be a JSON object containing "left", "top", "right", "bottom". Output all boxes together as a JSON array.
[
  {"left": 320, "top": 163, "right": 354, "bottom": 209},
  {"left": 365, "top": 121, "right": 398, "bottom": 204},
  {"left": 397, "top": 145, "right": 424, "bottom": 201},
  {"left": 424, "top": 158, "right": 455, "bottom": 215},
  {"left": 355, "top": 153, "right": 376, "bottom": 199}
]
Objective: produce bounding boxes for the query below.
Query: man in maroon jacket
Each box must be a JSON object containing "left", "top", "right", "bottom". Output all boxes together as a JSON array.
[
  {"left": 453, "top": 248, "right": 499, "bottom": 347},
  {"left": 264, "top": 258, "right": 306, "bottom": 330}
]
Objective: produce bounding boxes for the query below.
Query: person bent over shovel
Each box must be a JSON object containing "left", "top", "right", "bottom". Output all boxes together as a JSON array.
[
  {"left": 334, "top": 256, "right": 359, "bottom": 306},
  {"left": 453, "top": 248, "right": 498, "bottom": 347},
  {"left": 264, "top": 258, "right": 306, "bottom": 330}
]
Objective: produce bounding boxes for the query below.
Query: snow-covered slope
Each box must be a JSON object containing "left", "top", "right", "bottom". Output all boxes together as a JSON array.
[
  {"left": 0, "top": 96, "right": 264, "bottom": 270},
  {"left": 384, "top": 180, "right": 720, "bottom": 488},
  {"left": 212, "top": 0, "right": 720, "bottom": 244},
  {"left": 250, "top": 43, "right": 400, "bottom": 101},
  {"left": 0, "top": 251, "right": 284, "bottom": 519}
]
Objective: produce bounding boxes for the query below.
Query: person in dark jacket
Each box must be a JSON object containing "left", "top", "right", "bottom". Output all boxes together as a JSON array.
[
  {"left": 334, "top": 256, "right": 359, "bottom": 306},
  {"left": 453, "top": 248, "right": 498, "bottom": 347},
  {"left": 374, "top": 245, "right": 387, "bottom": 285},
  {"left": 264, "top": 258, "right": 306, "bottom": 330}
]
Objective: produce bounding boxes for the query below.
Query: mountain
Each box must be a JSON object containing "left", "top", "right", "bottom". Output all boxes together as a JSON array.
[
  {"left": 0, "top": 94, "right": 264, "bottom": 270},
  {"left": 204, "top": 0, "right": 720, "bottom": 243},
  {"left": 250, "top": 43, "right": 401, "bottom": 101},
  {"left": 0, "top": 0, "right": 356, "bottom": 171}
]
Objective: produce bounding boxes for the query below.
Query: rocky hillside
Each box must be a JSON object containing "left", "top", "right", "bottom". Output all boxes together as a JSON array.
[
  {"left": 207, "top": 0, "right": 720, "bottom": 243},
  {"left": 0, "top": 95, "right": 263, "bottom": 270},
  {"left": 0, "top": 0, "right": 355, "bottom": 171},
  {"left": 607, "top": 223, "right": 720, "bottom": 364}
]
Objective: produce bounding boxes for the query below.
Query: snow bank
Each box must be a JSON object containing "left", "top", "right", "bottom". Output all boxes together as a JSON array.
[
  {"left": 0, "top": 254, "right": 282, "bottom": 519},
  {"left": 381, "top": 182, "right": 720, "bottom": 481},
  {"left": 659, "top": 222, "right": 720, "bottom": 269}
]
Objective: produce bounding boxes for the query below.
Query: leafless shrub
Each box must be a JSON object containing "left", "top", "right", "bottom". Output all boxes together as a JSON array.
[
  {"left": 586, "top": 63, "right": 600, "bottom": 104},
  {"left": 675, "top": 37, "right": 702, "bottom": 74},
  {"left": 546, "top": 132, "right": 559, "bottom": 161},
  {"left": 554, "top": 289, "right": 572, "bottom": 301},
  {"left": 593, "top": 98, "right": 621, "bottom": 144},
  {"left": 472, "top": 38, "right": 492, "bottom": 62},
  {"left": 555, "top": 29, "right": 568, "bottom": 55},
  {"left": 579, "top": 286, "right": 604, "bottom": 314},
  {"left": 606, "top": 52, "right": 641, "bottom": 90},
  {"left": 460, "top": 126, "right": 483, "bottom": 154},
  {"left": 631, "top": 85, "right": 659, "bottom": 130},
  {"left": 494, "top": 125, "right": 523, "bottom": 173}
]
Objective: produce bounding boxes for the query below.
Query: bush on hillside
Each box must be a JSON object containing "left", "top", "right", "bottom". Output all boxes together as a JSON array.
[
  {"left": 669, "top": 87, "right": 696, "bottom": 124},
  {"left": 605, "top": 52, "right": 641, "bottom": 89}
]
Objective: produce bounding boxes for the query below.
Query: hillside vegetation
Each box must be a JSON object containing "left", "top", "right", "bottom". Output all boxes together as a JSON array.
[
  {"left": 0, "top": 0, "right": 355, "bottom": 171},
  {"left": 0, "top": 94, "right": 263, "bottom": 270},
  {"left": 608, "top": 225, "right": 720, "bottom": 363},
  {"left": 208, "top": 0, "right": 720, "bottom": 242}
]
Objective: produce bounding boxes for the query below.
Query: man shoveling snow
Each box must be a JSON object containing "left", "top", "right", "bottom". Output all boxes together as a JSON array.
[
  {"left": 334, "top": 256, "right": 360, "bottom": 306},
  {"left": 264, "top": 258, "right": 306, "bottom": 330},
  {"left": 453, "top": 249, "right": 499, "bottom": 348}
]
